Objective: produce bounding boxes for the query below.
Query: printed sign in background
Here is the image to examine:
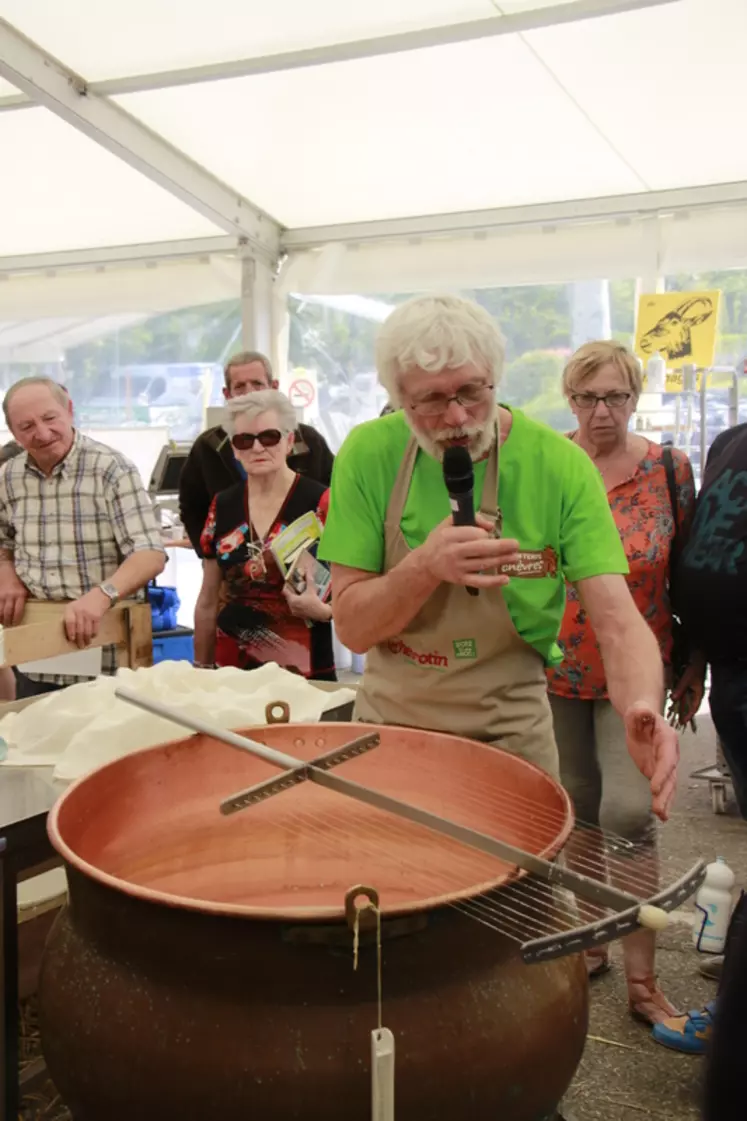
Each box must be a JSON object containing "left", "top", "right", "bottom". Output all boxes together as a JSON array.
[
  {"left": 280, "top": 366, "right": 319, "bottom": 418},
  {"left": 635, "top": 291, "right": 722, "bottom": 390}
]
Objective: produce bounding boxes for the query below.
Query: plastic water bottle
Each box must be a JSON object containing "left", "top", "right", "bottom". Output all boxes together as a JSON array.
[
  {"left": 646, "top": 351, "right": 667, "bottom": 393},
  {"left": 693, "top": 858, "right": 735, "bottom": 953}
]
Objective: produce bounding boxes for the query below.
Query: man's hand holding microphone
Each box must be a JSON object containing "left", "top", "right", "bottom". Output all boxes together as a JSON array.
[
  {"left": 416, "top": 444, "right": 518, "bottom": 591},
  {"left": 418, "top": 515, "right": 518, "bottom": 590}
]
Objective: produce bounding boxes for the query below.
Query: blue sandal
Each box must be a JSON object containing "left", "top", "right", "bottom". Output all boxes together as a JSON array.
[{"left": 651, "top": 1001, "right": 716, "bottom": 1054}]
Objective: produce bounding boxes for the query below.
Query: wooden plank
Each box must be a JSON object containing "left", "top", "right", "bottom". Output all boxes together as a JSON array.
[
  {"left": 0, "top": 600, "right": 152, "bottom": 669},
  {"left": 120, "top": 603, "right": 153, "bottom": 669},
  {"left": 0, "top": 612, "right": 126, "bottom": 668},
  {"left": 12, "top": 600, "right": 129, "bottom": 627}
]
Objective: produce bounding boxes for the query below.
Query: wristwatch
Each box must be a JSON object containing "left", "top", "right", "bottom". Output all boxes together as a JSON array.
[{"left": 98, "top": 581, "right": 120, "bottom": 606}]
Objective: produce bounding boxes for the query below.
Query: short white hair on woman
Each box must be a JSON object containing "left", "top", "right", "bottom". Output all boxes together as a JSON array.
[
  {"left": 224, "top": 389, "right": 297, "bottom": 437},
  {"left": 376, "top": 295, "right": 506, "bottom": 405}
]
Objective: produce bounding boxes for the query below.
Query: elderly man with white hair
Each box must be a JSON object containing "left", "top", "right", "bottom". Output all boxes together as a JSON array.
[
  {"left": 193, "top": 389, "right": 335, "bottom": 680},
  {"left": 319, "top": 295, "right": 678, "bottom": 821},
  {"left": 0, "top": 376, "right": 166, "bottom": 697}
]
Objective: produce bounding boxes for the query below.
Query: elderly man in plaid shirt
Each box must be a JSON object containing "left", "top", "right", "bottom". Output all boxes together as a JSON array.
[{"left": 0, "top": 377, "right": 166, "bottom": 698}]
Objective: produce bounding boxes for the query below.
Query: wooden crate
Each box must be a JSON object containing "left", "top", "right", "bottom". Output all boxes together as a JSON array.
[
  {"left": 3, "top": 600, "right": 154, "bottom": 995},
  {"left": 0, "top": 598, "right": 153, "bottom": 671}
]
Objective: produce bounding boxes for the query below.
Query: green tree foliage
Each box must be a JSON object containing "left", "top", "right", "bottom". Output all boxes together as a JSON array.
[
  {"left": 501, "top": 349, "right": 572, "bottom": 430},
  {"left": 467, "top": 286, "right": 571, "bottom": 357},
  {"left": 288, "top": 297, "right": 379, "bottom": 383},
  {"left": 63, "top": 300, "right": 241, "bottom": 399},
  {"left": 36, "top": 270, "right": 747, "bottom": 422}
]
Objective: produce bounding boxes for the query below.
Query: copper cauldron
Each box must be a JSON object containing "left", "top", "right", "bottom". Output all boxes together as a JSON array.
[{"left": 40, "top": 722, "right": 587, "bottom": 1121}]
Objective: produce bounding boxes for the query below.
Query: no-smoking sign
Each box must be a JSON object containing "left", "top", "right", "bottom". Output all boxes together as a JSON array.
[{"left": 288, "top": 377, "right": 316, "bottom": 409}]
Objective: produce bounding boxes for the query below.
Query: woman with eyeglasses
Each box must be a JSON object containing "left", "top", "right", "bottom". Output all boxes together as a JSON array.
[
  {"left": 547, "top": 340, "right": 698, "bottom": 1025},
  {"left": 193, "top": 389, "right": 335, "bottom": 680}
]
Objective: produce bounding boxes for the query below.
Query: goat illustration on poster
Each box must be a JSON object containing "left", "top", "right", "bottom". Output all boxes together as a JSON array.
[{"left": 635, "top": 291, "right": 721, "bottom": 370}]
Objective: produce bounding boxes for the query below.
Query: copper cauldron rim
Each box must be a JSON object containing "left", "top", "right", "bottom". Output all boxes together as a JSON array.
[{"left": 47, "top": 721, "right": 575, "bottom": 922}]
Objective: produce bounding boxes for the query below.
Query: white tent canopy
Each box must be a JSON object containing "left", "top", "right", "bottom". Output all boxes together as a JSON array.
[{"left": 0, "top": 0, "right": 745, "bottom": 307}]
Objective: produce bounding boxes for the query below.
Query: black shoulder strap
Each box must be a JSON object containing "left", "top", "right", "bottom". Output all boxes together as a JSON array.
[
  {"left": 662, "top": 444, "right": 681, "bottom": 559},
  {"left": 662, "top": 445, "right": 677, "bottom": 511}
]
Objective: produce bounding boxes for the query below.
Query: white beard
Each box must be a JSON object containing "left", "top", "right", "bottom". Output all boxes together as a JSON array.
[{"left": 405, "top": 398, "right": 499, "bottom": 462}]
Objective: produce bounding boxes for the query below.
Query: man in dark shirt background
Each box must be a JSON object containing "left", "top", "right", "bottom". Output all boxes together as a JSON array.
[
  {"left": 0, "top": 439, "right": 22, "bottom": 465},
  {"left": 179, "top": 351, "right": 334, "bottom": 553},
  {"left": 676, "top": 422, "right": 747, "bottom": 821}
]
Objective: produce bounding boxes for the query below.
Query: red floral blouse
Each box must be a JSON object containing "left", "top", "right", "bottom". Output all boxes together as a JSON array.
[{"left": 547, "top": 439, "right": 695, "bottom": 700}]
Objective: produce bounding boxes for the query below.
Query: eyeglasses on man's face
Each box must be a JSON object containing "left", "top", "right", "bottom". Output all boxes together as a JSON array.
[
  {"left": 570, "top": 391, "right": 632, "bottom": 411},
  {"left": 408, "top": 382, "right": 495, "bottom": 418}
]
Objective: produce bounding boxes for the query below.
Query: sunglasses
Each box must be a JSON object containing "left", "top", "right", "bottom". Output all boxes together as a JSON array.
[{"left": 231, "top": 429, "right": 283, "bottom": 451}]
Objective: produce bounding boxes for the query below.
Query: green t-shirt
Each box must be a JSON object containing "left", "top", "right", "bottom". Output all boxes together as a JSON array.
[{"left": 318, "top": 408, "right": 628, "bottom": 665}]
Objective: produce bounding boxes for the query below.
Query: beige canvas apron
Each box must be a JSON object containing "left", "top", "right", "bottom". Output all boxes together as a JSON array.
[{"left": 354, "top": 430, "right": 559, "bottom": 777}]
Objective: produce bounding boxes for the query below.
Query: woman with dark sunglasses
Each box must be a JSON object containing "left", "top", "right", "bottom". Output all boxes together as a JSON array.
[{"left": 193, "top": 389, "right": 336, "bottom": 680}]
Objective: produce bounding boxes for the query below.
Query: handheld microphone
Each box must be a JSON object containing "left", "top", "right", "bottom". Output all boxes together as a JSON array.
[{"left": 442, "top": 445, "right": 480, "bottom": 597}]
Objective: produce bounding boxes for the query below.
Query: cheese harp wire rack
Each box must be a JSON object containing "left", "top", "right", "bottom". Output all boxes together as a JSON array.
[{"left": 115, "top": 687, "right": 705, "bottom": 963}]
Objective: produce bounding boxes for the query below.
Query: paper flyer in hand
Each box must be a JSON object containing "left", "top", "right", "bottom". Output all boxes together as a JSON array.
[{"left": 269, "top": 511, "right": 324, "bottom": 573}]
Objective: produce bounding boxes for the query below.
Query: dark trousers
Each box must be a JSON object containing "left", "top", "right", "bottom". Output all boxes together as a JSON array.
[
  {"left": 11, "top": 668, "right": 66, "bottom": 700},
  {"left": 704, "top": 891, "right": 747, "bottom": 1120},
  {"left": 710, "top": 662, "right": 747, "bottom": 819}
]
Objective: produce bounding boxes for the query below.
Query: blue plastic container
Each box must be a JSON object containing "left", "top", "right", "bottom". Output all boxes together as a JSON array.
[
  {"left": 148, "top": 585, "right": 181, "bottom": 632},
  {"left": 152, "top": 628, "right": 194, "bottom": 665}
]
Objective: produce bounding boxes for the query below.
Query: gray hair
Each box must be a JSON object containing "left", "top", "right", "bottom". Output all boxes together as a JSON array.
[
  {"left": 3, "top": 377, "right": 69, "bottom": 426},
  {"left": 563, "top": 340, "right": 643, "bottom": 401},
  {"left": 376, "top": 295, "right": 506, "bottom": 405},
  {"left": 224, "top": 350, "right": 273, "bottom": 389},
  {"left": 224, "top": 389, "right": 297, "bottom": 438}
]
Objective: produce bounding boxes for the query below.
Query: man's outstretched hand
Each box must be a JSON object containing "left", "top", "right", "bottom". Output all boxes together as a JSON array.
[{"left": 624, "top": 702, "right": 679, "bottom": 821}]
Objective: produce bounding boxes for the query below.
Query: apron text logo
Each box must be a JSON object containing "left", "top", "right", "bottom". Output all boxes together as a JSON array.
[
  {"left": 453, "top": 638, "right": 477, "bottom": 659},
  {"left": 499, "top": 546, "right": 558, "bottom": 579},
  {"left": 387, "top": 639, "right": 448, "bottom": 668}
]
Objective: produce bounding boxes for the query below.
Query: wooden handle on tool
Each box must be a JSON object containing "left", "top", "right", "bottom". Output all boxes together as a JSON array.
[{"left": 638, "top": 905, "right": 671, "bottom": 932}]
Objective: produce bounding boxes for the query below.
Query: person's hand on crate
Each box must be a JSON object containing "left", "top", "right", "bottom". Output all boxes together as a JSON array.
[
  {"left": 0, "top": 557, "right": 27, "bottom": 625},
  {"left": 64, "top": 588, "right": 110, "bottom": 648}
]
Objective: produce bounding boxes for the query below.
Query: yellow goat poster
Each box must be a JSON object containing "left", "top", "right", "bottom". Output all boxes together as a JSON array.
[{"left": 635, "top": 291, "right": 721, "bottom": 375}]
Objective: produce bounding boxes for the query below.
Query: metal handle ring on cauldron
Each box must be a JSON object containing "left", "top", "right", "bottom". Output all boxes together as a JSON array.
[
  {"left": 345, "top": 884, "right": 380, "bottom": 934},
  {"left": 265, "top": 701, "right": 291, "bottom": 724}
]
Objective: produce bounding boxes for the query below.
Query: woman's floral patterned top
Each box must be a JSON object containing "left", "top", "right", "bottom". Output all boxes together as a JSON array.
[{"left": 547, "top": 438, "right": 695, "bottom": 700}]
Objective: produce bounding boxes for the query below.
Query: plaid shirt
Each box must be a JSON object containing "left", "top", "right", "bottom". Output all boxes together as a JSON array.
[{"left": 0, "top": 431, "right": 164, "bottom": 684}]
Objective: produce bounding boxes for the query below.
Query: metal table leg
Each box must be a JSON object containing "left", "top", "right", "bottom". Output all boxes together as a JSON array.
[{"left": 0, "top": 837, "right": 19, "bottom": 1121}]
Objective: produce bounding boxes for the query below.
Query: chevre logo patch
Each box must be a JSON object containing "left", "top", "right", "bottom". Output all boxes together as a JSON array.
[
  {"left": 453, "top": 638, "right": 477, "bottom": 659},
  {"left": 387, "top": 639, "right": 448, "bottom": 669},
  {"left": 499, "top": 546, "right": 558, "bottom": 579}
]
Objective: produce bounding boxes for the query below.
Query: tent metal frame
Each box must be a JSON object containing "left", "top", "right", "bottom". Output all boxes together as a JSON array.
[
  {"left": 1, "top": 179, "right": 747, "bottom": 279},
  {"left": 0, "top": 0, "right": 699, "bottom": 280},
  {"left": 0, "top": 0, "right": 678, "bottom": 110}
]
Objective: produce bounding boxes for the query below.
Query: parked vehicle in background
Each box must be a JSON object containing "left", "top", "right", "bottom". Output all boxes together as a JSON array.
[{"left": 77, "top": 363, "right": 222, "bottom": 441}]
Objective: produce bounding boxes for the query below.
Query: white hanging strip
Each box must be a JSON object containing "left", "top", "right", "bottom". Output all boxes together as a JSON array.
[
  {"left": 371, "top": 900, "right": 394, "bottom": 1121},
  {"left": 371, "top": 1029, "right": 395, "bottom": 1121},
  {"left": 347, "top": 886, "right": 395, "bottom": 1121}
]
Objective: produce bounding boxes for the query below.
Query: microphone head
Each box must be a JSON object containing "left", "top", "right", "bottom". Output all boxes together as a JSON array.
[{"left": 442, "top": 445, "right": 474, "bottom": 494}]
